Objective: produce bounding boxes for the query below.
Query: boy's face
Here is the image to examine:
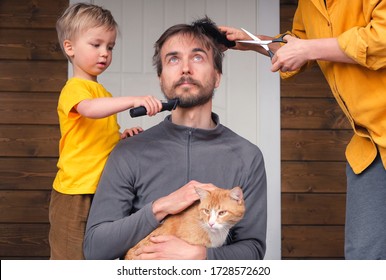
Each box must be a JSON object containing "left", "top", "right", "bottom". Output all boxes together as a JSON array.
[
  {"left": 158, "top": 34, "right": 221, "bottom": 108},
  {"left": 64, "top": 26, "right": 116, "bottom": 81}
]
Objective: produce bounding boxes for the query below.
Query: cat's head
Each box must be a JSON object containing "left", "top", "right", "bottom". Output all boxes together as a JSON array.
[{"left": 195, "top": 186, "right": 245, "bottom": 232}]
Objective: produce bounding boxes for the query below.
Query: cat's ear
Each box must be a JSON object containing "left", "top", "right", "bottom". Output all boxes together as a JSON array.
[
  {"left": 230, "top": 186, "right": 244, "bottom": 204},
  {"left": 195, "top": 187, "right": 210, "bottom": 200}
]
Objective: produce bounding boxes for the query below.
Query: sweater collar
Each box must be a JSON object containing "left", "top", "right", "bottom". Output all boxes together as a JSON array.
[{"left": 162, "top": 113, "right": 223, "bottom": 140}]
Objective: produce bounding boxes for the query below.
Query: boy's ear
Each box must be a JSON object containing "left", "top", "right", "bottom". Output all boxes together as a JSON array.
[{"left": 63, "top": 40, "right": 74, "bottom": 57}]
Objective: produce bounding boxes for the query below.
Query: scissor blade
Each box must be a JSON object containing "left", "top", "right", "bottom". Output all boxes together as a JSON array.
[
  {"left": 238, "top": 28, "right": 271, "bottom": 55},
  {"left": 236, "top": 40, "right": 260, "bottom": 44},
  {"left": 241, "top": 28, "right": 261, "bottom": 42}
]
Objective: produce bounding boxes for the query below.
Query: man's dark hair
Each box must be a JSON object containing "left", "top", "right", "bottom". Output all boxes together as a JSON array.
[{"left": 153, "top": 16, "right": 225, "bottom": 76}]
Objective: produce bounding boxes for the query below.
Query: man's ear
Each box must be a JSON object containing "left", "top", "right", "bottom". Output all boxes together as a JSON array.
[
  {"left": 214, "top": 71, "right": 222, "bottom": 89},
  {"left": 63, "top": 40, "right": 74, "bottom": 57}
]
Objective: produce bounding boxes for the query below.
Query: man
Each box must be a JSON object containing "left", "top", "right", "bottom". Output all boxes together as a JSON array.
[{"left": 84, "top": 17, "right": 267, "bottom": 260}]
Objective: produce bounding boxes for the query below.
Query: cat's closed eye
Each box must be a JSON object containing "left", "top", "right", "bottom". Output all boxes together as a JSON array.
[{"left": 218, "top": 210, "right": 227, "bottom": 216}]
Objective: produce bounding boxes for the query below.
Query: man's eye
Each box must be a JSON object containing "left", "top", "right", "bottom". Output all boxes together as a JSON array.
[
  {"left": 193, "top": 55, "right": 203, "bottom": 62},
  {"left": 169, "top": 57, "right": 179, "bottom": 63}
]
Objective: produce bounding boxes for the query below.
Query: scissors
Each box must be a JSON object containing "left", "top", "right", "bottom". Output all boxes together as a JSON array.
[{"left": 237, "top": 28, "right": 287, "bottom": 59}]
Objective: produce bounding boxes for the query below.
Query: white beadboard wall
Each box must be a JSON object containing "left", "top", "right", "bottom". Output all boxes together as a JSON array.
[{"left": 70, "top": 0, "right": 280, "bottom": 260}]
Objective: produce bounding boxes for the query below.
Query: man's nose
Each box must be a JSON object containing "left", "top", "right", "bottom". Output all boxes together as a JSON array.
[{"left": 182, "top": 60, "right": 191, "bottom": 75}]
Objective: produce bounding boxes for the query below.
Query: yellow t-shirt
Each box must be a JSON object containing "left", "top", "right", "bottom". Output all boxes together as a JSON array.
[{"left": 53, "top": 78, "right": 120, "bottom": 194}]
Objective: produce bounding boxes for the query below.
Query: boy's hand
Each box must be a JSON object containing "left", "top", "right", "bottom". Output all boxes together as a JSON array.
[
  {"left": 120, "top": 126, "right": 143, "bottom": 139},
  {"left": 133, "top": 96, "right": 162, "bottom": 116}
]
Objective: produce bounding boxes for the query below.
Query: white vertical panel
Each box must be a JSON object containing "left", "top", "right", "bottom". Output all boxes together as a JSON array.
[
  {"left": 257, "top": 0, "right": 281, "bottom": 260},
  {"left": 206, "top": 0, "right": 228, "bottom": 119},
  {"left": 227, "top": 0, "right": 258, "bottom": 143},
  {"left": 122, "top": 0, "right": 144, "bottom": 73},
  {"left": 185, "top": 0, "right": 206, "bottom": 21},
  {"left": 143, "top": 0, "right": 165, "bottom": 73},
  {"left": 165, "top": 0, "right": 185, "bottom": 26}
]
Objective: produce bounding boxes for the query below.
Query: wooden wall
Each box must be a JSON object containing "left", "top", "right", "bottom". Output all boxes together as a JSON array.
[
  {"left": 0, "top": 0, "right": 349, "bottom": 260},
  {"left": 0, "top": 0, "right": 68, "bottom": 259},
  {"left": 280, "top": 0, "right": 351, "bottom": 259}
]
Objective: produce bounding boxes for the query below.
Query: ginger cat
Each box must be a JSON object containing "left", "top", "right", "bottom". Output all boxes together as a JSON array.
[{"left": 124, "top": 186, "right": 245, "bottom": 259}]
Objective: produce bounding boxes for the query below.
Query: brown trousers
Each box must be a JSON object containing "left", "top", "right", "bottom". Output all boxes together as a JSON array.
[{"left": 48, "top": 189, "right": 93, "bottom": 260}]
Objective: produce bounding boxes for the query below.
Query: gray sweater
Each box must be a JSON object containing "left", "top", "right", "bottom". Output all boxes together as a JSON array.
[{"left": 84, "top": 114, "right": 267, "bottom": 259}]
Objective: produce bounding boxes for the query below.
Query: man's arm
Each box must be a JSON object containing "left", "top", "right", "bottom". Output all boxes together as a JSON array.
[
  {"left": 83, "top": 144, "right": 160, "bottom": 260},
  {"left": 152, "top": 181, "right": 217, "bottom": 222},
  {"left": 132, "top": 235, "right": 207, "bottom": 260},
  {"left": 206, "top": 149, "right": 267, "bottom": 260}
]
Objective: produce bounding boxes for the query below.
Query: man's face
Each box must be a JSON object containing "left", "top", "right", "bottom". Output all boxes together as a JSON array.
[{"left": 159, "top": 34, "right": 221, "bottom": 108}]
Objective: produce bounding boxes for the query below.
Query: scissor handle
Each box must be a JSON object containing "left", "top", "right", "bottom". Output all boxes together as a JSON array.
[
  {"left": 268, "top": 33, "right": 289, "bottom": 59},
  {"left": 271, "top": 33, "right": 288, "bottom": 44},
  {"left": 267, "top": 49, "right": 275, "bottom": 59}
]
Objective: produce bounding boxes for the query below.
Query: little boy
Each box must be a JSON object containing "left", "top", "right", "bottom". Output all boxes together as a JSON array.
[{"left": 49, "top": 3, "right": 162, "bottom": 259}]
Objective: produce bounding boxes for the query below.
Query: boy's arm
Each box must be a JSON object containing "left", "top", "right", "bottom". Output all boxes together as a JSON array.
[{"left": 75, "top": 95, "right": 162, "bottom": 119}]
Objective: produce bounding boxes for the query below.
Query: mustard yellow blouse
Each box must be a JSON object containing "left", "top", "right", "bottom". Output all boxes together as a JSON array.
[{"left": 284, "top": 0, "right": 386, "bottom": 174}]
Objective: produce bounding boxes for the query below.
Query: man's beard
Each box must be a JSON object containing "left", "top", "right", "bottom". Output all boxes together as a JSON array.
[{"left": 161, "top": 76, "right": 215, "bottom": 108}]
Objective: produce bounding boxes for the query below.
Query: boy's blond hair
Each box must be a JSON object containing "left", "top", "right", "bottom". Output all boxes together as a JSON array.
[{"left": 56, "top": 3, "right": 118, "bottom": 60}]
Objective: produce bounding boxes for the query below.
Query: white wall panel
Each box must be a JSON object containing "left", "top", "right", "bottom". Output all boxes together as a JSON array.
[
  {"left": 165, "top": 0, "right": 185, "bottom": 26},
  {"left": 122, "top": 0, "right": 144, "bottom": 73}
]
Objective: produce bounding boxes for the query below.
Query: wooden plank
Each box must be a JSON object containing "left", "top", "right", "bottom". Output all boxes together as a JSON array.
[
  {"left": 0, "top": 0, "right": 68, "bottom": 28},
  {"left": 282, "top": 226, "right": 344, "bottom": 258},
  {"left": 280, "top": 0, "right": 298, "bottom": 4},
  {"left": 0, "top": 158, "right": 57, "bottom": 190},
  {"left": 0, "top": 124, "right": 60, "bottom": 157},
  {"left": 281, "top": 65, "right": 332, "bottom": 98},
  {"left": 0, "top": 190, "right": 50, "bottom": 223},
  {"left": 0, "top": 224, "right": 49, "bottom": 258},
  {"left": 280, "top": 3, "right": 297, "bottom": 33},
  {"left": 282, "top": 194, "right": 346, "bottom": 225},
  {"left": 0, "top": 92, "right": 59, "bottom": 125},
  {"left": 282, "top": 161, "right": 347, "bottom": 193},
  {"left": 282, "top": 97, "right": 350, "bottom": 129},
  {"left": 0, "top": 61, "right": 67, "bottom": 92},
  {"left": 0, "top": 29, "right": 65, "bottom": 60},
  {"left": 281, "top": 130, "right": 352, "bottom": 161}
]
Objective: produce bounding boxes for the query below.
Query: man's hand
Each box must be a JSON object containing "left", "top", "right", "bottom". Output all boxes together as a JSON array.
[
  {"left": 132, "top": 235, "right": 207, "bottom": 260},
  {"left": 218, "top": 26, "right": 276, "bottom": 55},
  {"left": 152, "top": 180, "right": 218, "bottom": 222}
]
